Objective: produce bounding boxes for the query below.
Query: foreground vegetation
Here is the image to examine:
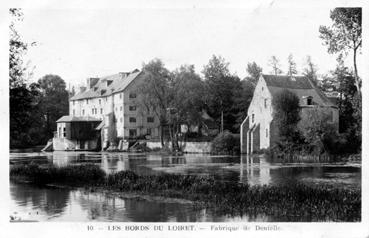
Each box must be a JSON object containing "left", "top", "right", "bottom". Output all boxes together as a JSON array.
[{"left": 10, "top": 164, "right": 361, "bottom": 222}]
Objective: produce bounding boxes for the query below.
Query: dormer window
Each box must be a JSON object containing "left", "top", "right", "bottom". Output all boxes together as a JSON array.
[{"left": 302, "top": 96, "right": 313, "bottom": 105}]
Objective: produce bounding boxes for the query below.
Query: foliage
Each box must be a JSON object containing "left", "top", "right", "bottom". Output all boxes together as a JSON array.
[
  {"left": 287, "top": 53, "right": 297, "bottom": 76},
  {"left": 11, "top": 164, "right": 361, "bottom": 222},
  {"left": 211, "top": 130, "right": 240, "bottom": 154},
  {"left": 233, "top": 79, "right": 254, "bottom": 130},
  {"left": 245, "top": 62, "right": 262, "bottom": 85},
  {"left": 172, "top": 64, "right": 206, "bottom": 127},
  {"left": 319, "top": 8, "right": 362, "bottom": 93},
  {"left": 38, "top": 74, "right": 69, "bottom": 139},
  {"left": 268, "top": 56, "right": 283, "bottom": 75},
  {"left": 303, "top": 55, "right": 318, "bottom": 85},
  {"left": 10, "top": 164, "right": 106, "bottom": 185},
  {"left": 272, "top": 89, "right": 302, "bottom": 151},
  {"left": 202, "top": 55, "right": 242, "bottom": 133},
  {"left": 299, "top": 108, "right": 338, "bottom": 155},
  {"left": 137, "top": 59, "right": 172, "bottom": 145}
]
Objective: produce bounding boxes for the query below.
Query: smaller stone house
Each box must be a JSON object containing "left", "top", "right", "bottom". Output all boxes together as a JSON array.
[{"left": 240, "top": 74, "right": 339, "bottom": 154}]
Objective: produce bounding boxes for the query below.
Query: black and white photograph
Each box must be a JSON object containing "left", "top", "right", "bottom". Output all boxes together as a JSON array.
[{"left": 1, "top": 0, "right": 368, "bottom": 237}]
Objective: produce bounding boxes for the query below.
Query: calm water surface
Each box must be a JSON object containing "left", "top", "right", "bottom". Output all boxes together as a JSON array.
[{"left": 10, "top": 151, "right": 361, "bottom": 222}]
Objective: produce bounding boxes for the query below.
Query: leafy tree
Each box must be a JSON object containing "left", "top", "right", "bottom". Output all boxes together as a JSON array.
[
  {"left": 9, "top": 8, "right": 43, "bottom": 148},
  {"left": 202, "top": 55, "right": 241, "bottom": 133},
  {"left": 299, "top": 108, "right": 338, "bottom": 154},
  {"left": 268, "top": 56, "right": 283, "bottom": 75},
  {"left": 172, "top": 64, "right": 206, "bottom": 128},
  {"left": 272, "top": 89, "right": 302, "bottom": 150},
  {"left": 287, "top": 54, "right": 297, "bottom": 76},
  {"left": 319, "top": 7, "right": 362, "bottom": 94},
  {"left": 303, "top": 55, "right": 318, "bottom": 85},
  {"left": 137, "top": 59, "right": 172, "bottom": 146},
  {"left": 233, "top": 79, "right": 254, "bottom": 131},
  {"left": 9, "top": 8, "right": 27, "bottom": 89},
  {"left": 38, "top": 75, "right": 69, "bottom": 139},
  {"left": 245, "top": 62, "right": 262, "bottom": 85}
]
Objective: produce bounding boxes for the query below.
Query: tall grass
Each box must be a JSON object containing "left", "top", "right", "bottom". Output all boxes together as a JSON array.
[{"left": 10, "top": 164, "right": 360, "bottom": 222}]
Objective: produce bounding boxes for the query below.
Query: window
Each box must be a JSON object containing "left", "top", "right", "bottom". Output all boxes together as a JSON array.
[
  {"left": 266, "top": 129, "right": 268, "bottom": 137},
  {"left": 92, "top": 108, "right": 94, "bottom": 114},
  {"left": 147, "top": 117, "right": 154, "bottom": 123},
  {"left": 147, "top": 128, "right": 152, "bottom": 135},
  {"left": 58, "top": 127, "right": 61, "bottom": 138},
  {"left": 129, "top": 117, "right": 136, "bottom": 123},
  {"left": 129, "top": 106, "right": 136, "bottom": 111},
  {"left": 73, "top": 101, "right": 75, "bottom": 106},
  {"left": 86, "top": 99, "right": 89, "bottom": 105},
  {"left": 63, "top": 127, "right": 66, "bottom": 138},
  {"left": 307, "top": 97, "right": 313, "bottom": 105},
  {"left": 82, "top": 109, "right": 85, "bottom": 115},
  {"left": 120, "top": 93, "right": 122, "bottom": 99},
  {"left": 99, "top": 99, "right": 101, "bottom": 105},
  {"left": 129, "top": 129, "right": 137, "bottom": 137},
  {"left": 252, "top": 114, "right": 254, "bottom": 123},
  {"left": 100, "top": 108, "right": 103, "bottom": 114},
  {"left": 129, "top": 93, "right": 137, "bottom": 99},
  {"left": 264, "top": 99, "right": 267, "bottom": 108},
  {"left": 73, "top": 109, "right": 75, "bottom": 116}
]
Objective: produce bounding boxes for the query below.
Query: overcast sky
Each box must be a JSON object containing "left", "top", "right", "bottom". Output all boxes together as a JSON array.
[{"left": 14, "top": 1, "right": 361, "bottom": 87}]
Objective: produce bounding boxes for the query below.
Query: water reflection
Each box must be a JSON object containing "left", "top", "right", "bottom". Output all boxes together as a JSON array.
[{"left": 10, "top": 182, "right": 269, "bottom": 222}]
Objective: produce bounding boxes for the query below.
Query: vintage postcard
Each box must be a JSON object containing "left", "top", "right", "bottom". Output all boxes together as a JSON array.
[{"left": 0, "top": 0, "right": 368, "bottom": 237}]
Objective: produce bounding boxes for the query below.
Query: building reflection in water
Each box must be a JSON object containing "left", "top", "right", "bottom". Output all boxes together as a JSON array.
[{"left": 240, "top": 155, "right": 271, "bottom": 186}]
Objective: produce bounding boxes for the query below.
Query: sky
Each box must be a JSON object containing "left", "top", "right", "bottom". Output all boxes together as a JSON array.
[{"left": 12, "top": 1, "right": 361, "bottom": 88}]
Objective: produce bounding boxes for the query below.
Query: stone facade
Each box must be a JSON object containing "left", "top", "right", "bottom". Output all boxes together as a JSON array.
[
  {"left": 57, "top": 69, "right": 161, "bottom": 150},
  {"left": 240, "top": 75, "right": 339, "bottom": 154}
]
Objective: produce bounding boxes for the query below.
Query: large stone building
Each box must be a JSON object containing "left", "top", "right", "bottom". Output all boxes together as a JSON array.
[
  {"left": 240, "top": 74, "right": 339, "bottom": 154},
  {"left": 53, "top": 69, "right": 160, "bottom": 151}
]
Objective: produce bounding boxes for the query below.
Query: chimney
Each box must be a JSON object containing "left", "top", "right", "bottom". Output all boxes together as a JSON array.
[{"left": 86, "top": 77, "right": 99, "bottom": 89}]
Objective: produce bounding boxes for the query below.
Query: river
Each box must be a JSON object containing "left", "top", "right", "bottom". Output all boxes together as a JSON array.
[{"left": 9, "top": 151, "right": 361, "bottom": 222}]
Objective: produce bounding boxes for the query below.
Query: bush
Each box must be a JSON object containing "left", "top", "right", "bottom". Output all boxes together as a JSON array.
[{"left": 211, "top": 130, "right": 240, "bottom": 154}]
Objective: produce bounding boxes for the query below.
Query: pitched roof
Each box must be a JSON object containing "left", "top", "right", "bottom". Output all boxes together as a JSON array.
[
  {"left": 262, "top": 74, "right": 335, "bottom": 107},
  {"left": 70, "top": 69, "right": 142, "bottom": 100},
  {"left": 56, "top": 116, "right": 102, "bottom": 123}
]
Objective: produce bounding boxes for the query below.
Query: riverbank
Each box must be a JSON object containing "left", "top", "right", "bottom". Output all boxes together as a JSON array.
[{"left": 10, "top": 164, "right": 361, "bottom": 222}]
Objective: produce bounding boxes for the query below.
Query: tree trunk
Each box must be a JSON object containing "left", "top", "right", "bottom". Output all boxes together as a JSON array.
[
  {"left": 353, "top": 47, "right": 361, "bottom": 96},
  {"left": 160, "top": 124, "right": 164, "bottom": 147}
]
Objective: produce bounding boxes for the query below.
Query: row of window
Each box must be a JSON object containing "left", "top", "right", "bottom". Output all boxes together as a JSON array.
[
  {"left": 128, "top": 117, "right": 154, "bottom": 123},
  {"left": 129, "top": 128, "right": 152, "bottom": 137},
  {"left": 73, "top": 93, "right": 137, "bottom": 105}
]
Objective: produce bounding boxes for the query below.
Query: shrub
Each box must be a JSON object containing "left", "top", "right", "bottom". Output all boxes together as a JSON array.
[{"left": 211, "top": 130, "right": 240, "bottom": 154}]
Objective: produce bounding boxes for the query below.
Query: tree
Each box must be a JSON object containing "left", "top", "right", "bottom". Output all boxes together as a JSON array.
[
  {"left": 287, "top": 54, "right": 297, "bottom": 76},
  {"left": 299, "top": 108, "right": 338, "bottom": 154},
  {"left": 268, "top": 56, "right": 283, "bottom": 75},
  {"left": 303, "top": 55, "right": 318, "bottom": 85},
  {"left": 172, "top": 64, "right": 206, "bottom": 128},
  {"left": 319, "top": 8, "right": 362, "bottom": 94},
  {"left": 233, "top": 80, "right": 254, "bottom": 131},
  {"left": 9, "top": 8, "right": 43, "bottom": 148},
  {"left": 245, "top": 62, "right": 262, "bottom": 85},
  {"left": 202, "top": 55, "right": 240, "bottom": 133},
  {"left": 136, "top": 59, "right": 172, "bottom": 146},
  {"left": 272, "top": 89, "right": 302, "bottom": 151},
  {"left": 38, "top": 75, "right": 69, "bottom": 139}
]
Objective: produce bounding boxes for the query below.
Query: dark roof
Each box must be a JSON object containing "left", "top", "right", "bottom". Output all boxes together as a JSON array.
[
  {"left": 56, "top": 116, "right": 102, "bottom": 123},
  {"left": 262, "top": 75, "right": 313, "bottom": 89},
  {"left": 70, "top": 69, "right": 142, "bottom": 100},
  {"left": 262, "top": 74, "right": 335, "bottom": 107}
]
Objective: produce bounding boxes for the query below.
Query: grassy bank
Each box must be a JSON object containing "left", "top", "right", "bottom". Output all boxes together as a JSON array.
[{"left": 10, "top": 164, "right": 361, "bottom": 222}]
